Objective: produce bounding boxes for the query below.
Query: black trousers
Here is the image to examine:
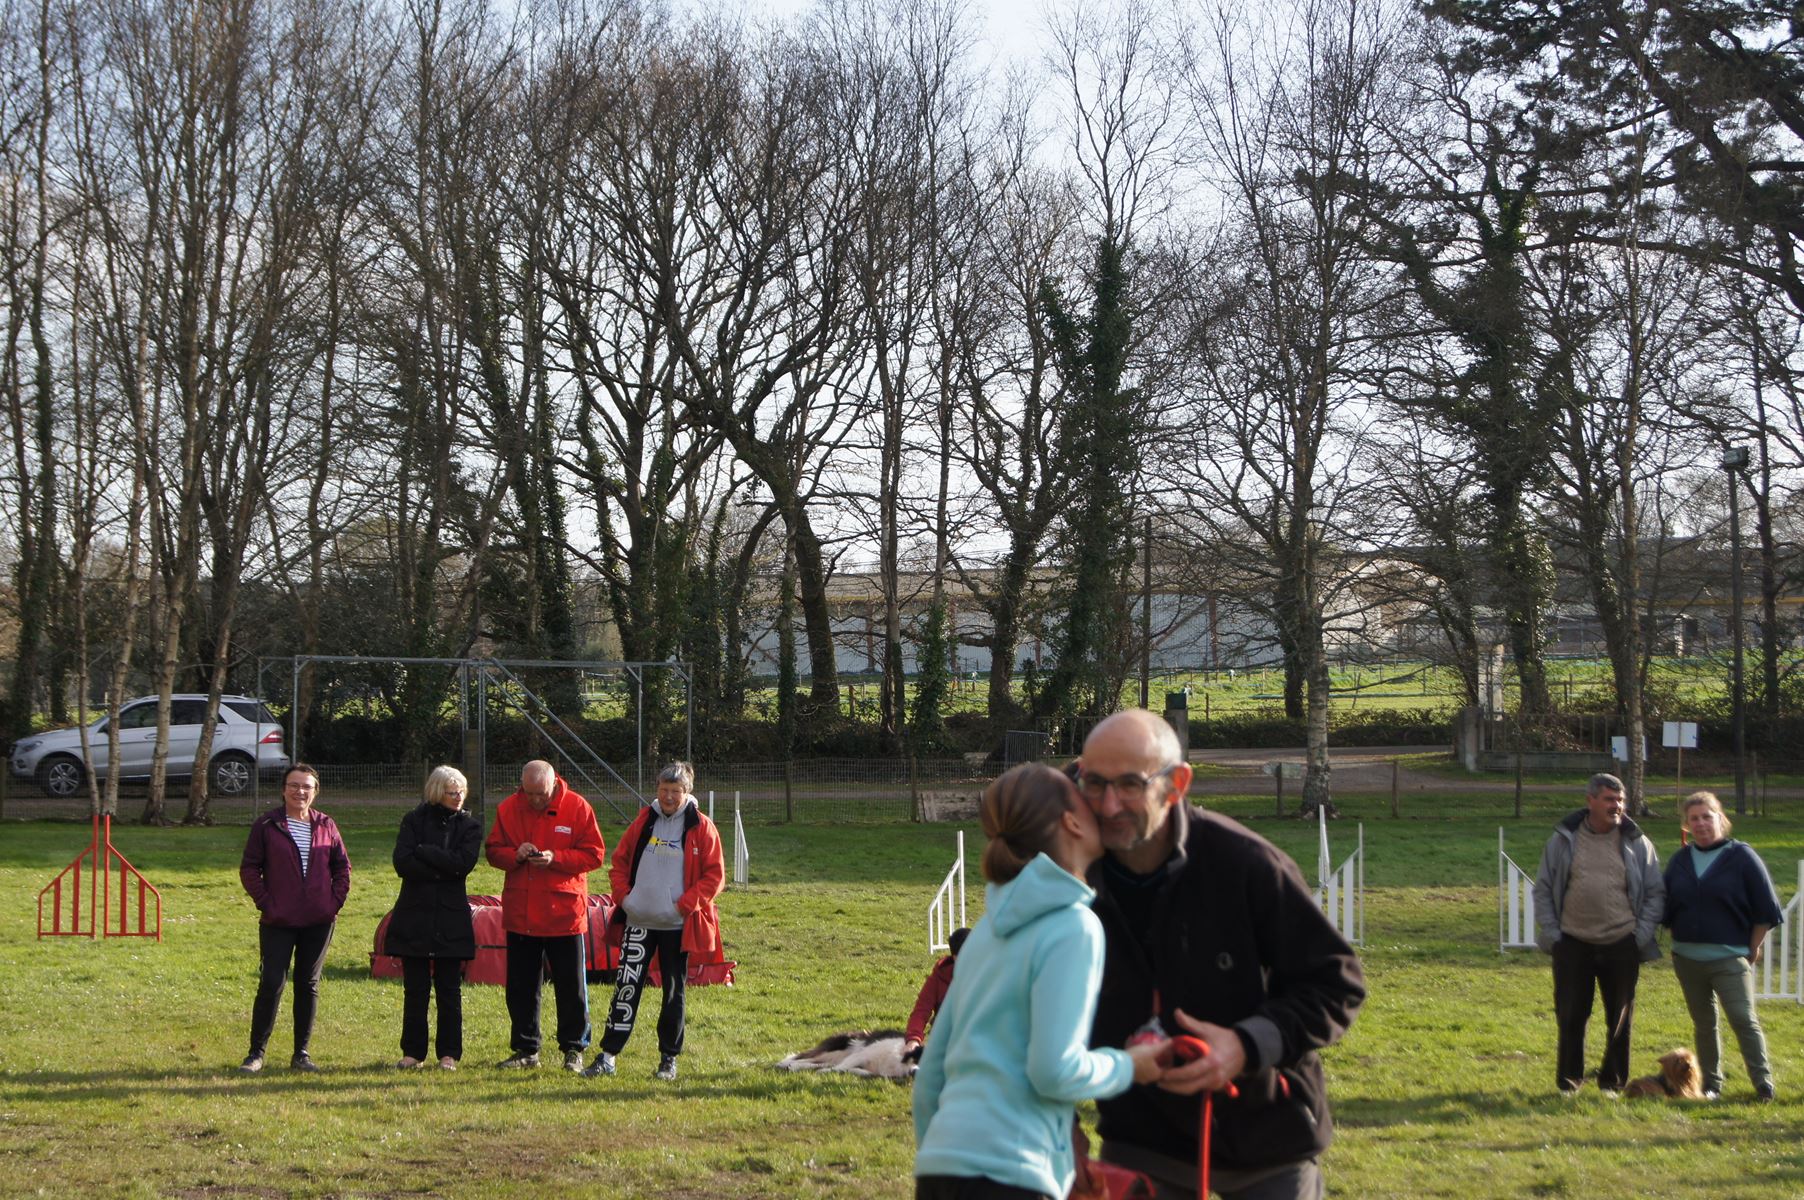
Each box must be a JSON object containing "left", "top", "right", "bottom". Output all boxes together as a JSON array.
[
  {"left": 400, "top": 956, "right": 465, "bottom": 1062},
  {"left": 504, "top": 931, "right": 590, "bottom": 1055},
  {"left": 1552, "top": 932, "right": 1641, "bottom": 1091},
  {"left": 600, "top": 925, "right": 688, "bottom": 1058},
  {"left": 248, "top": 921, "right": 334, "bottom": 1058}
]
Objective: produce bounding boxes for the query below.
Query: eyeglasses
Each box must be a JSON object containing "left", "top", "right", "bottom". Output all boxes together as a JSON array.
[
  {"left": 1077, "top": 765, "right": 1177, "bottom": 802},
  {"left": 285, "top": 781, "right": 318, "bottom": 792}
]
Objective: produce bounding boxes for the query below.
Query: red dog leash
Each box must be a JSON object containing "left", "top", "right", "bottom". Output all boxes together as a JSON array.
[
  {"left": 1128, "top": 1006, "right": 1239, "bottom": 1199},
  {"left": 1161, "top": 1035, "right": 1236, "bottom": 1199}
]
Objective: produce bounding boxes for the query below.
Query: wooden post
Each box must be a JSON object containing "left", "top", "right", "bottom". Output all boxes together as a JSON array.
[
  {"left": 909, "top": 755, "right": 921, "bottom": 823},
  {"left": 1275, "top": 765, "right": 1285, "bottom": 818},
  {"left": 1514, "top": 752, "right": 1524, "bottom": 819},
  {"left": 1390, "top": 759, "right": 1400, "bottom": 819},
  {"left": 783, "top": 760, "right": 794, "bottom": 823}
]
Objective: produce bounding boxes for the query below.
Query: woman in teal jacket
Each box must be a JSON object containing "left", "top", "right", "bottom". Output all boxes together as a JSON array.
[{"left": 914, "top": 763, "right": 1166, "bottom": 1200}]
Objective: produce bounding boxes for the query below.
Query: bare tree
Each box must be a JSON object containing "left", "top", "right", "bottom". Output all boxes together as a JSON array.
[
  {"left": 1170, "top": 0, "right": 1411, "bottom": 814},
  {"left": 659, "top": 27, "right": 864, "bottom": 712},
  {"left": 0, "top": 0, "right": 68, "bottom": 740}
]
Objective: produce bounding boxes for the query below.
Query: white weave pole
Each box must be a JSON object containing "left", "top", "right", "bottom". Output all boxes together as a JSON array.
[
  {"left": 732, "top": 791, "right": 748, "bottom": 886},
  {"left": 1317, "top": 806, "right": 1331, "bottom": 891},
  {"left": 928, "top": 831, "right": 966, "bottom": 952},
  {"left": 1755, "top": 861, "right": 1803, "bottom": 1003},
  {"left": 1497, "top": 828, "right": 1538, "bottom": 951},
  {"left": 1313, "top": 809, "right": 1365, "bottom": 947}
]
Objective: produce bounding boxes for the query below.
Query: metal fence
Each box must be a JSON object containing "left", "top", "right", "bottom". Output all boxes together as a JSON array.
[{"left": 0, "top": 757, "right": 996, "bottom": 827}]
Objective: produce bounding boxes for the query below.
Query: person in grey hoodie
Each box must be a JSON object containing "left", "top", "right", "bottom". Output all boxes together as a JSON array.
[
  {"left": 1532, "top": 772, "right": 1664, "bottom": 1094},
  {"left": 585, "top": 761, "right": 724, "bottom": 1082}
]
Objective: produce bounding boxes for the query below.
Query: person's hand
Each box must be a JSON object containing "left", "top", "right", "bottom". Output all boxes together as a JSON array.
[
  {"left": 902, "top": 1038, "right": 922, "bottom": 1061},
  {"left": 534, "top": 849, "right": 554, "bottom": 866},
  {"left": 1156, "top": 1008, "right": 1246, "bottom": 1096},
  {"left": 1126, "top": 1038, "right": 1169, "bottom": 1085},
  {"left": 515, "top": 842, "right": 538, "bottom": 865}
]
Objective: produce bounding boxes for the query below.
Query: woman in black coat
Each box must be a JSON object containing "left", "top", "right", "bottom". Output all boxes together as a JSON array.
[{"left": 387, "top": 765, "right": 484, "bottom": 1069}]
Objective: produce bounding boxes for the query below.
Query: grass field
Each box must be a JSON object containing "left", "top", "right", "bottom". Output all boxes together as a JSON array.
[{"left": 4, "top": 785, "right": 1804, "bottom": 1198}]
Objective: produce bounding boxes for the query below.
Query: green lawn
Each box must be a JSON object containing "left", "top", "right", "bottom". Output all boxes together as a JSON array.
[{"left": 3, "top": 794, "right": 1803, "bottom": 1198}]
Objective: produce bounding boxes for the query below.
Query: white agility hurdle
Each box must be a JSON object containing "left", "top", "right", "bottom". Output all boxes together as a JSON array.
[
  {"left": 1755, "top": 862, "right": 1804, "bottom": 1004},
  {"left": 1498, "top": 828, "right": 1538, "bottom": 951},
  {"left": 1312, "top": 810, "right": 1364, "bottom": 947},
  {"left": 732, "top": 792, "right": 749, "bottom": 887},
  {"left": 928, "top": 831, "right": 967, "bottom": 953}
]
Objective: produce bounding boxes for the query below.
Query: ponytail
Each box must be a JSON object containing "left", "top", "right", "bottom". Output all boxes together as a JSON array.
[{"left": 980, "top": 763, "right": 1077, "bottom": 884}]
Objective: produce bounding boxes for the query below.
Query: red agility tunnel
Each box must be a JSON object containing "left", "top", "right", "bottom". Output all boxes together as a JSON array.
[{"left": 371, "top": 895, "right": 734, "bottom": 987}]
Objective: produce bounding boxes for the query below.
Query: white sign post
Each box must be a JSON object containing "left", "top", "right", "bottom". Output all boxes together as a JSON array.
[
  {"left": 1610, "top": 735, "right": 1647, "bottom": 762},
  {"left": 1663, "top": 721, "right": 1699, "bottom": 799}
]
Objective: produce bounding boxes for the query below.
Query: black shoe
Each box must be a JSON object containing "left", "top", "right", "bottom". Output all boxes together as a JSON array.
[
  {"left": 290, "top": 1052, "right": 321, "bottom": 1073},
  {"left": 654, "top": 1055, "right": 677, "bottom": 1081},
  {"left": 1756, "top": 1085, "right": 1776, "bottom": 1103}
]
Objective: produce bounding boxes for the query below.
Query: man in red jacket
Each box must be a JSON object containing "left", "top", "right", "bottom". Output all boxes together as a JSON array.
[{"left": 484, "top": 760, "right": 606, "bottom": 1072}]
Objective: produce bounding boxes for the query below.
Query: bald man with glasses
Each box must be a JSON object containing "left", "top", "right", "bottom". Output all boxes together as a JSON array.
[{"left": 1074, "top": 710, "right": 1365, "bottom": 1200}]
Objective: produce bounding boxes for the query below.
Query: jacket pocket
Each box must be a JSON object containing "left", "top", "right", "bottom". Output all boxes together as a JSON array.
[{"left": 1215, "top": 1068, "right": 1322, "bottom": 1166}]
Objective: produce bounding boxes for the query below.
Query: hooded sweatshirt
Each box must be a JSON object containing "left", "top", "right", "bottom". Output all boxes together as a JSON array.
[
  {"left": 621, "top": 798, "right": 694, "bottom": 930},
  {"left": 913, "top": 852, "right": 1134, "bottom": 1197}
]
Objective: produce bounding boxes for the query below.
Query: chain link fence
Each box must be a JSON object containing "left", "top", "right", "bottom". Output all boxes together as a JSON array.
[{"left": 0, "top": 757, "right": 998, "bottom": 827}]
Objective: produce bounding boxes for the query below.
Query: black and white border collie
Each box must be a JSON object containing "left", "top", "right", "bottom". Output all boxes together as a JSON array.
[{"left": 777, "top": 1029, "right": 916, "bottom": 1080}]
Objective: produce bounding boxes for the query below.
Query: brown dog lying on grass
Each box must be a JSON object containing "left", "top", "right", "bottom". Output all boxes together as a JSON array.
[{"left": 1623, "top": 1048, "right": 1704, "bottom": 1099}]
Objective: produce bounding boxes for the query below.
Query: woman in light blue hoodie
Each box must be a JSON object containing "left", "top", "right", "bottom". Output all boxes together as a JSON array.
[{"left": 914, "top": 763, "right": 1167, "bottom": 1200}]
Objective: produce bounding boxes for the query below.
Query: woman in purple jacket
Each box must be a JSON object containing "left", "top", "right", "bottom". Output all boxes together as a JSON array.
[{"left": 238, "top": 763, "right": 351, "bottom": 1073}]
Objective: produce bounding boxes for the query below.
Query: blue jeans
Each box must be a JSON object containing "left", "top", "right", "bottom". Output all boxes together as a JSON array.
[{"left": 1673, "top": 952, "right": 1772, "bottom": 1094}]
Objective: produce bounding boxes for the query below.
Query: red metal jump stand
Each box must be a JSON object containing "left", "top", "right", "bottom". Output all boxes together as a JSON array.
[{"left": 37, "top": 814, "right": 163, "bottom": 941}]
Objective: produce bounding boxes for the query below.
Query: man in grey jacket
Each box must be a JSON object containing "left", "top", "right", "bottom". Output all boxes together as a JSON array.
[{"left": 1532, "top": 772, "right": 1664, "bottom": 1094}]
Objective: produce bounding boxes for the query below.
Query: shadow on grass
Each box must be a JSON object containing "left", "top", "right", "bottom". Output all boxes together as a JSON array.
[
  {"left": 1, "top": 1062, "right": 915, "bottom": 1110},
  {"left": 1338, "top": 1086, "right": 1804, "bottom": 1131}
]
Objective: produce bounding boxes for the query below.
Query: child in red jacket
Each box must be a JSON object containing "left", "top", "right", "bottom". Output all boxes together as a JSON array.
[{"left": 903, "top": 926, "right": 968, "bottom": 1062}]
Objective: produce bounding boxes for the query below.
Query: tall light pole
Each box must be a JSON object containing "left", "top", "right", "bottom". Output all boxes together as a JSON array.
[{"left": 1723, "top": 445, "right": 1750, "bottom": 814}]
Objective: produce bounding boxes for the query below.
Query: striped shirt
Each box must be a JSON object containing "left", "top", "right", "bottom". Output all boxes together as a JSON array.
[{"left": 287, "top": 818, "right": 313, "bottom": 877}]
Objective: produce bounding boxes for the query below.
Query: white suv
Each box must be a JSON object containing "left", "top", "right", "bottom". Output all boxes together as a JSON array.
[{"left": 9, "top": 695, "right": 292, "bottom": 798}]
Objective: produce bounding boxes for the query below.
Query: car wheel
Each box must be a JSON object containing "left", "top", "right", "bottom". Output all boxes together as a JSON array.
[
  {"left": 38, "top": 755, "right": 85, "bottom": 799},
  {"left": 210, "top": 753, "right": 254, "bottom": 796}
]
